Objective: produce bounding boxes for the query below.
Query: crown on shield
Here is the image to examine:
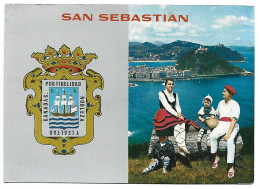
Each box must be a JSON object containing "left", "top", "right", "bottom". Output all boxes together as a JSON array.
[{"left": 31, "top": 45, "right": 98, "bottom": 73}]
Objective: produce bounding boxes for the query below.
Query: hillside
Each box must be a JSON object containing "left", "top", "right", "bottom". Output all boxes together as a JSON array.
[
  {"left": 129, "top": 154, "right": 254, "bottom": 184},
  {"left": 129, "top": 42, "right": 158, "bottom": 60},
  {"left": 206, "top": 44, "right": 245, "bottom": 62},
  {"left": 175, "top": 49, "right": 244, "bottom": 75},
  {"left": 157, "top": 40, "right": 201, "bottom": 60},
  {"left": 152, "top": 41, "right": 164, "bottom": 46},
  {"left": 129, "top": 42, "right": 142, "bottom": 46},
  {"left": 129, "top": 127, "right": 254, "bottom": 184},
  {"left": 129, "top": 40, "right": 245, "bottom": 62}
]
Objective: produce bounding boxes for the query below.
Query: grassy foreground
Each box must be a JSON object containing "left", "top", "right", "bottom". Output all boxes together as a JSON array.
[{"left": 128, "top": 154, "right": 254, "bottom": 184}]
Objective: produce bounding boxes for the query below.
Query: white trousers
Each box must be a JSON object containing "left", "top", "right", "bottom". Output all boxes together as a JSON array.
[
  {"left": 210, "top": 121, "right": 239, "bottom": 163},
  {"left": 174, "top": 123, "right": 187, "bottom": 151}
]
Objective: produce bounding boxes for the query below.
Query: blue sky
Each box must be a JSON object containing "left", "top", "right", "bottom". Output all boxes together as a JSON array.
[{"left": 129, "top": 5, "right": 254, "bottom": 46}]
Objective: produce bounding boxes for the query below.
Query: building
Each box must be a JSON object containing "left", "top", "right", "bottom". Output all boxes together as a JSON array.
[
  {"left": 183, "top": 70, "right": 192, "bottom": 77},
  {"left": 216, "top": 43, "right": 224, "bottom": 47},
  {"left": 128, "top": 57, "right": 135, "bottom": 61},
  {"left": 195, "top": 45, "right": 208, "bottom": 54},
  {"left": 136, "top": 65, "right": 146, "bottom": 69},
  {"left": 159, "top": 71, "right": 167, "bottom": 79},
  {"left": 136, "top": 72, "right": 144, "bottom": 79},
  {"left": 166, "top": 70, "right": 175, "bottom": 77},
  {"left": 152, "top": 70, "right": 160, "bottom": 79},
  {"left": 144, "top": 72, "right": 152, "bottom": 79}
]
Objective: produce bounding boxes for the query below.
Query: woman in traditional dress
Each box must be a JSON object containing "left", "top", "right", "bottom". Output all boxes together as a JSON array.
[
  {"left": 153, "top": 78, "right": 198, "bottom": 157},
  {"left": 210, "top": 85, "right": 240, "bottom": 178}
]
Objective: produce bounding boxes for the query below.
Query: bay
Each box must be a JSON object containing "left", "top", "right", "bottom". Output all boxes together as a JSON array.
[
  {"left": 230, "top": 52, "right": 254, "bottom": 73},
  {"left": 128, "top": 51, "right": 254, "bottom": 144},
  {"left": 129, "top": 61, "right": 175, "bottom": 68}
]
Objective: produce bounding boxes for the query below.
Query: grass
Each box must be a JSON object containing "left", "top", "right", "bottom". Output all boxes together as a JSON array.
[{"left": 128, "top": 154, "right": 254, "bottom": 184}]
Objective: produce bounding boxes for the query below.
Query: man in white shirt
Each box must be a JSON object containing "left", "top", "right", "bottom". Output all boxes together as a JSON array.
[{"left": 210, "top": 85, "right": 240, "bottom": 178}]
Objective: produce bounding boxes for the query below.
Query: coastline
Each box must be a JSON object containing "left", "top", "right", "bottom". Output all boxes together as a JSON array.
[
  {"left": 128, "top": 57, "right": 253, "bottom": 83},
  {"left": 228, "top": 60, "right": 247, "bottom": 63},
  {"left": 129, "top": 72, "right": 253, "bottom": 82},
  {"left": 129, "top": 60, "right": 176, "bottom": 63},
  {"left": 129, "top": 60, "right": 246, "bottom": 63}
]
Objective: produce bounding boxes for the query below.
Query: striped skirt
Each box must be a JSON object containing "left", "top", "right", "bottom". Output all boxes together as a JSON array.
[{"left": 153, "top": 109, "right": 199, "bottom": 136}]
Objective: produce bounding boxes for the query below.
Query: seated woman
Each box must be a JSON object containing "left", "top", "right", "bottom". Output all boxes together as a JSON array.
[
  {"left": 153, "top": 78, "right": 198, "bottom": 157},
  {"left": 210, "top": 85, "right": 240, "bottom": 178}
]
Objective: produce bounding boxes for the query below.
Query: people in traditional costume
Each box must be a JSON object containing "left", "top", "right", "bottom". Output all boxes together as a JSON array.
[
  {"left": 153, "top": 78, "right": 199, "bottom": 157},
  {"left": 210, "top": 85, "right": 240, "bottom": 178},
  {"left": 196, "top": 95, "right": 216, "bottom": 146},
  {"left": 141, "top": 136, "right": 175, "bottom": 174}
]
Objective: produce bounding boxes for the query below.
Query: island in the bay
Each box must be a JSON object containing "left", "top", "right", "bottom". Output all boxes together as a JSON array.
[{"left": 129, "top": 40, "right": 253, "bottom": 83}]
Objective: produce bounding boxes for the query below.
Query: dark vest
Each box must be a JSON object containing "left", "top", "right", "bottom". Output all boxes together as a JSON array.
[{"left": 159, "top": 91, "right": 177, "bottom": 111}]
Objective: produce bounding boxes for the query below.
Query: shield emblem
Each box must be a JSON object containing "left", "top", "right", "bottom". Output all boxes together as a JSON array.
[{"left": 23, "top": 45, "right": 104, "bottom": 155}]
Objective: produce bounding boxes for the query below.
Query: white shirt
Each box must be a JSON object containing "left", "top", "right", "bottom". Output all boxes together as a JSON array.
[
  {"left": 198, "top": 107, "right": 216, "bottom": 115},
  {"left": 216, "top": 99, "right": 240, "bottom": 120},
  {"left": 158, "top": 89, "right": 181, "bottom": 117},
  {"left": 160, "top": 142, "right": 166, "bottom": 147}
]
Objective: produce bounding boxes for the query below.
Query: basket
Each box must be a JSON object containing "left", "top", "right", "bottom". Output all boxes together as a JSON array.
[{"left": 205, "top": 116, "right": 219, "bottom": 129}]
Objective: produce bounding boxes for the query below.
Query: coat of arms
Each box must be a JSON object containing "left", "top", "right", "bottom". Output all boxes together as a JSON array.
[{"left": 23, "top": 45, "right": 104, "bottom": 155}]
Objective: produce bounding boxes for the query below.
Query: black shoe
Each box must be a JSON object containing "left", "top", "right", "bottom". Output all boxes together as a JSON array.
[{"left": 180, "top": 156, "right": 193, "bottom": 169}]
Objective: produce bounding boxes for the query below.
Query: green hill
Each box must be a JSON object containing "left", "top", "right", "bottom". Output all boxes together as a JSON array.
[
  {"left": 157, "top": 40, "right": 200, "bottom": 60},
  {"left": 129, "top": 42, "right": 142, "bottom": 46},
  {"left": 206, "top": 44, "right": 245, "bottom": 62},
  {"left": 175, "top": 49, "right": 244, "bottom": 75},
  {"left": 129, "top": 42, "right": 158, "bottom": 60},
  {"left": 129, "top": 40, "right": 245, "bottom": 62}
]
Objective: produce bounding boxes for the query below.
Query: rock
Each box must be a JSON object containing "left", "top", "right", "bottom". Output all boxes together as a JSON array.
[{"left": 148, "top": 126, "right": 243, "bottom": 157}]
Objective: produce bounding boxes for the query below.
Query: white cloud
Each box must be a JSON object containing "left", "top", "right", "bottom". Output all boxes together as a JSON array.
[
  {"left": 212, "top": 15, "right": 254, "bottom": 29},
  {"left": 209, "top": 6, "right": 217, "bottom": 11},
  {"left": 130, "top": 21, "right": 153, "bottom": 28},
  {"left": 129, "top": 21, "right": 153, "bottom": 41},
  {"left": 173, "top": 32, "right": 186, "bottom": 36},
  {"left": 129, "top": 19, "right": 208, "bottom": 42},
  {"left": 235, "top": 37, "right": 241, "bottom": 41},
  {"left": 153, "top": 22, "right": 206, "bottom": 35},
  {"left": 152, "top": 22, "right": 178, "bottom": 32},
  {"left": 130, "top": 28, "right": 143, "bottom": 35},
  {"left": 176, "top": 22, "right": 208, "bottom": 33},
  {"left": 160, "top": 5, "right": 167, "bottom": 9},
  {"left": 190, "top": 33, "right": 199, "bottom": 37},
  {"left": 157, "top": 31, "right": 186, "bottom": 37},
  {"left": 130, "top": 35, "right": 149, "bottom": 42},
  {"left": 189, "top": 29, "right": 197, "bottom": 34}
]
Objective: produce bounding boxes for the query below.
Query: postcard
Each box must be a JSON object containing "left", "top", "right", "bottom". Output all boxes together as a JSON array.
[{"left": 4, "top": 4, "right": 255, "bottom": 184}]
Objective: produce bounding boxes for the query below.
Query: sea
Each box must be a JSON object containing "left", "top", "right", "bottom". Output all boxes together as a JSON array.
[
  {"left": 49, "top": 116, "right": 79, "bottom": 130},
  {"left": 128, "top": 51, "right": 255, "bottom": 144}
]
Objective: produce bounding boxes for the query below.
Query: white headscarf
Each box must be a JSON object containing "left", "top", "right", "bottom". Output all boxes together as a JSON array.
[{"left": 202, "top": 94, "right": 213, "bottom": 103}]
